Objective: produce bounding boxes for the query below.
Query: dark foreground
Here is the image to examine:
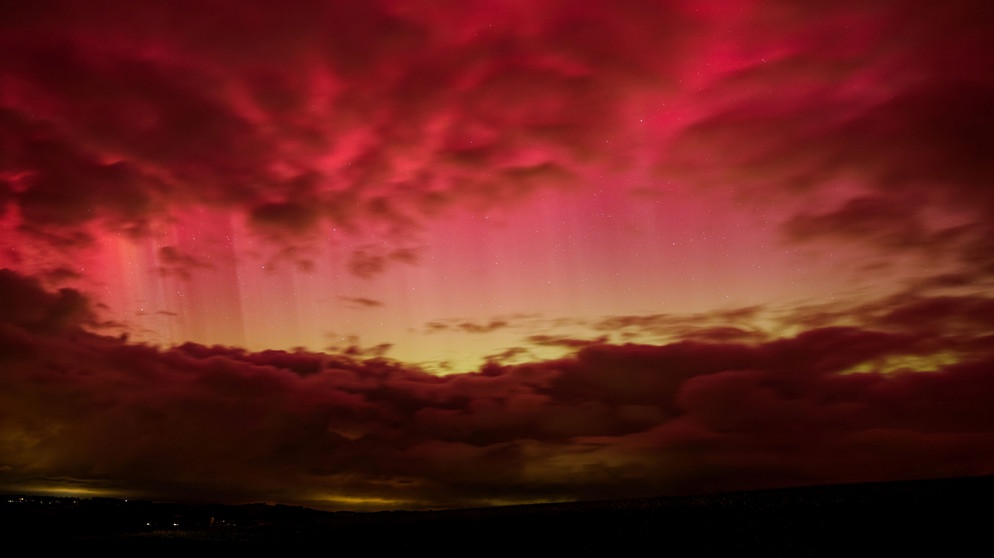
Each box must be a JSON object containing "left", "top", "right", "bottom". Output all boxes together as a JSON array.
[{"left": 3, "top": 475, "right": 992, "bottom": 555}]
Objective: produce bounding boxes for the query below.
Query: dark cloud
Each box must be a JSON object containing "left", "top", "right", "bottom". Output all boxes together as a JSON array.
[
  {"left": 249, "top": 199, "right": 323, "bottom": 237},
  {"left": 39, "top": 266, "right": 81, "bottom": 284},
  {"left": 483, "top": 346, "right": 534, "bottom": 365},
  {"left": 0, "top": 268, "right": 94, "bottom": 332},
  {"left": 347, "top": 245, "right": 420, "bottom": 279},
  {"left": 781, "top": 291, "right": 994, "bottom": 340},
  {"left": 591, "top": 307, "right": 767, "bottom": 343},
  {"left": 458, "top": 320, "right": 508, "bottom": 334},
  {"left": 346, "top": 343, "right": 393, "bottom": 358},
  {"left": 425, "top": 321, "right": 450, "bottom": 333},
  {"left": 2, "top": 273, "right": 994, "bottom": 508},
  {"left": 526, "top": 334, "right": 609, "bottom": 349},
  {"left": 872, "top": 294, "right": 994, "bottom": 336},
  {"left": 677, "top": 326, "right": 768, "bottom": 344},
  {"left": 785, "top": 196, "right": 932, "bottom": 249},
  {"left": 339, "top": 296, "right": 385, "bottom": 309},
  {"left": 425, "top": 319, "right": 510, "bottom": 334},
  {"left": 155, "top": 245, "right": 213, "bottom": 280}
]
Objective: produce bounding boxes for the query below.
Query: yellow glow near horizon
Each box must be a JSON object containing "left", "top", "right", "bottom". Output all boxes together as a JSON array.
[
  {"left": 306, "top": 493, "right": 416, "bottom": 510},
  {"left": 841, "top": 351, "right": 963, "bottom": 375},
  {"left": 3, "top": 482, "right": 132, "bottom": 499}
]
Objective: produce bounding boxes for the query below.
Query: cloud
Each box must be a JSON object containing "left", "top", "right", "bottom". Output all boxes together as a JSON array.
[
  {"left": 5, "top": 2, "right": 994, "bottom": 511},
  {"left": 155, "top": 245, "right": 213, "bottom": 280},
  {"left": 425, "top": 319, "right": 510, "bottom": 334},
  {"left": 483, "top": 346, "right": 534, "bottom": 364},
  {"left": 0, "top": 268, "right": 94, "bottom": 332},
  {"left": 658, "top": 1, "right": 994, "bottom": 278},
  {"left": 3, "top": 269, "right": 993, "bottom": 508},
  {"left": 872, "top": 294, "right": 994, "bottom": 335},
  {"left": 458, "top": 320, "right": 509, "bottom": 334},
  {"left": 347, "top": 245, "right": 420, "bottom": 279},
  {"left": 339, "top": 296, "right": 385, "bottom": 309},
  {"left": 590, "top": 307, "right": 767, "bottom": 344},
  {"left": 249, "top": 198, "right": 323, "bottom": 238},
  {"left": 526, "top": 334, "right": 609, "bottom": 349},
  {"left": 0, "top": 0, "right": 696, "bottom": 277},
  {"left": 779, "top": 291, "right": 994, "bottom": 341}
]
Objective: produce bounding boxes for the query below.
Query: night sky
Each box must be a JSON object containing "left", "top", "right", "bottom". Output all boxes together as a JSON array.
[{"left": 2, "top": 0, "right": 994, "bottom": 511}]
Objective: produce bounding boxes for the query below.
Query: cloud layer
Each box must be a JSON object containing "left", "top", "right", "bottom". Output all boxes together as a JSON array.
[
  {"left": 0, "top": 0, "right": 691, "bottom": 267},
  {"left": 3, "top": 0, "right": 994, "bottom": 510},
  {"left": 2, "top": 269, "right": 993, "bottom": 509}
]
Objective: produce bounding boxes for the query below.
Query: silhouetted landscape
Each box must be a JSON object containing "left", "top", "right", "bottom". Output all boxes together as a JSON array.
[{"left": 4, "top": 475, "right": 992, "bottom": 554}]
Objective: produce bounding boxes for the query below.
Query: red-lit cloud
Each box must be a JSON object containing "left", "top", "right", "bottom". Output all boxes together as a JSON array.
[
  {"left": 0, "top": 0, "right": 693, "bottom": 271},
  {"left": 662, "top": 0, "right": 994, "bottom": 280},
  {"left": 2, "top": 1, "right": 994, "bottom": 510}
]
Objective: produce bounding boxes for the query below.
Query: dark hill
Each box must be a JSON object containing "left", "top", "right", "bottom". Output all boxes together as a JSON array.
[{"left": 3, "top": 475, "right": 992, "bottom": 554}]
